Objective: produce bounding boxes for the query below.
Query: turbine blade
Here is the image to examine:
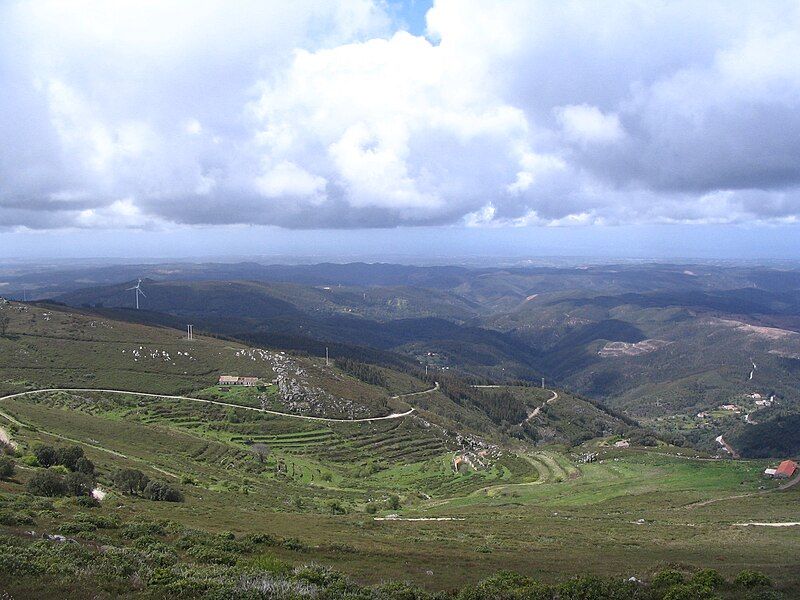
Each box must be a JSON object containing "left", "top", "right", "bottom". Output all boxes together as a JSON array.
[{"left": 138, "top": 289, "right": 147, "bottom": 298}]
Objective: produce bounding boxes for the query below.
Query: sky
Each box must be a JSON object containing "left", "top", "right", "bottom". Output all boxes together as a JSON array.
[{"left": 2, "top": 0, "right": 800, "bottom": 260}]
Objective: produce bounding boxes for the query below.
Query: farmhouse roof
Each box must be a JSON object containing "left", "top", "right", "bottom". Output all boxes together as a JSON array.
[{"left": 776, "top": 460, "right": 797, "bottom": 478}]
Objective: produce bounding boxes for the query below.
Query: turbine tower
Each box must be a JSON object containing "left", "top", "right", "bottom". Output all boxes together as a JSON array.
[{"left": 127, "top": 279, "right": 146, "bottom": 310}]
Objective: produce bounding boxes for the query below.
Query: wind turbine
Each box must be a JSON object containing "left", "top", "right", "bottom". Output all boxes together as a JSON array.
[{"left": 127, "top": 279, "right": 146, "bottom": 310}]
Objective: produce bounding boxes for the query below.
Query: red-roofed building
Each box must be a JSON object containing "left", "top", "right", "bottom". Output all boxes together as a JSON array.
[{"left": 775, "top": 460, "right": 798, "bottom": 479}]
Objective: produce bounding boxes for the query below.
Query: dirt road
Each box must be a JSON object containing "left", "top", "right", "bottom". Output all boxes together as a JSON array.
[
  {"left": 0, "top": 388, "right": 415, "bottom": 423},
  {"left": 524, "top": 389, "right": 559, "bottom": 423}
]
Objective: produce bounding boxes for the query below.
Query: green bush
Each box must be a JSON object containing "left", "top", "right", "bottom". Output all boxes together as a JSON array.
[
  {"left": 692, "top": 569, "right": 725, "bottom": 590},
  {"left": 0, "top": 456, "right": 15, "bottom": 479},
  {"left": 326, "top": 499, "right": 346, "bottom": 514},
  {"left": 735, "top": 570, "right": 772, "bottom": 589},
  {"left": 0, "top": 509, "right": 35, "bottom": 526},
  {"left": 653, "top": 570, "right": 686, "bottom": 587},
  {"left": 249, "top": 553, "right": 292, "bottom": 575},
  {"left": 121, "top": 520, "right": 167, "bottom": 539},
  {"left": 186, "top": 544, "right": 237, "bottom": 566},
  {"left": 74, "top": 495, "right": 100, "bottom": 508},
  {"left": 20, "top": 454, "right": 40, "bottom": 467},
  {"left": 557, "top": 575, "right": 640, "bottom": 599},
  {"left": 457, "top": 571, "right": 549, "bottom": 600},
  {"left": 663, "top": 582, "right": 716, "bottom": 600}
]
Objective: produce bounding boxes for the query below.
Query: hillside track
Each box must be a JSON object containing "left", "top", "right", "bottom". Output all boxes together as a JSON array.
[
  {"left": 471, "top": 385, "right": 559, "bottom": 425},
  {"left": 0, "top": 388, "right": 415, "bottom": 423},
  {"left": 525, "top": 389, "right": 559, "bottom": 423},
  {"left": 390, "top": 381, "right": 439, "bottom": 400}
]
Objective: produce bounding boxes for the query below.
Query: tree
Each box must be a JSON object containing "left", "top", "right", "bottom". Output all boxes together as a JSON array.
[
  {"left": 113, "top": 468, "right": 150, "bottom": 495},
  {"left": 33, "top": 445, "right": 58, "bottom": 468},
  {"left": 64, "top": 472, "right": 94, "bottom": 497},
  {"left": 74, "top": 456, "right": 95, "bottom": 475},
  {"left": 27, "top": 470, "right": 67, "bottom": 497},
  {"left": 0, "top": 456, "right": 15, "bottom": 479},
  {"left": 0, "top": 315, "right": 9, "bottom": 337},
  {"left": 251, "top": 443, "right": 270, "bottom": 464},
  {"left": 142, "top": 480, "right": 184, "bottom": 502},
  {"left": 56, "top": 445, "right": 85, "bottom": 471}
]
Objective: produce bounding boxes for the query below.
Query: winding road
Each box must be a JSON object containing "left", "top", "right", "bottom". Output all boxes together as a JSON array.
[
  {"left": 390, "top": 381, "right": 439, "bottom": 400},
  {"left": 0, "top": 386, "right": 430, "bottom": 424},
  {"left": 524, "top": 389, "right": 559, "bottom": 423},
  {"left": 471, "top": 384, "right": 559, "bottom": 425}
]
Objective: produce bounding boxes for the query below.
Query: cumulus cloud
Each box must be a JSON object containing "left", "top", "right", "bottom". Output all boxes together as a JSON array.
[{"left": 2, "top": 0, "right": 800, "bottom": 230}]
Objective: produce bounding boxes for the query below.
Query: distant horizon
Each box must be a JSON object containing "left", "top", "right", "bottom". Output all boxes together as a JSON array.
[{"left": 2, "top": 222, "right": 799, "bottom": 264}]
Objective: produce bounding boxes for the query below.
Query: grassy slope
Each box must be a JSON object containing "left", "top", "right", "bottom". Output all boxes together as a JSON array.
[{"left": 1, "top": 300, "right": 799, "bottom": 594}]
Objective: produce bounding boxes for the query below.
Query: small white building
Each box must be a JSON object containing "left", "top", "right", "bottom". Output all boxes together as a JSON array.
[
  {"left": 218, "top": 375, "right": 260, "bottom": 387},
  {"left": 764, "top": 468, "right": 777, "bottom": 477}
]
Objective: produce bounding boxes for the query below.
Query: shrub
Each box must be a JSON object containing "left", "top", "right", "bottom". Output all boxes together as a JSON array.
[
  {"left": 33, "top": 445, "right": 58, "bottom": 468},
  {"left": 113, "top": 468, "right": 150, "bottom": 495},
  {"left": 653, "top": 570, "right": 686, "bottom": 587},
  {"left": 663, "top": 583, "right": 716, "bottom": 600},
  {"left": 249, "top": 554, "right": 292, "bottom": 575},
  {"left": 74, "top": 495, "right": 100, "bottom": 508},
  {"left": 293, "top": 563, "right": 345, "bottom": 587},
  {"left": 20, "top": 454, "right": 40, "bottom": 467},
  {"left": 458, "top": 571, "right": 549, "bottom": 600},
  {"left": 27, "top": 470, "right": 67, "bottom": 497},
  {"left": 0, "top": 510, "right": 35, "bottom": 526},
  {"left": 326, "top": 499, "right": 346, "bottom": 514},
  {"left": 121, "top": 520, "right": 168, "bottom": 539},
  {"left": 735, "top": 570, "right": 772, "bottom": 589},
  {"left": 243, "top": 532, "right": 278, "bottom": 546},
  {"left": 142, "top": 480, "right": 184, "bottom": 502},
  {"left": 0, "top": 456, "right": 15, "bottom": 479},
  {"left": 692, "top": 569, "right": 725, "bottom": 589},
  {"left": 186, "top": 544, "right": 237, "bottom": 565}
]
